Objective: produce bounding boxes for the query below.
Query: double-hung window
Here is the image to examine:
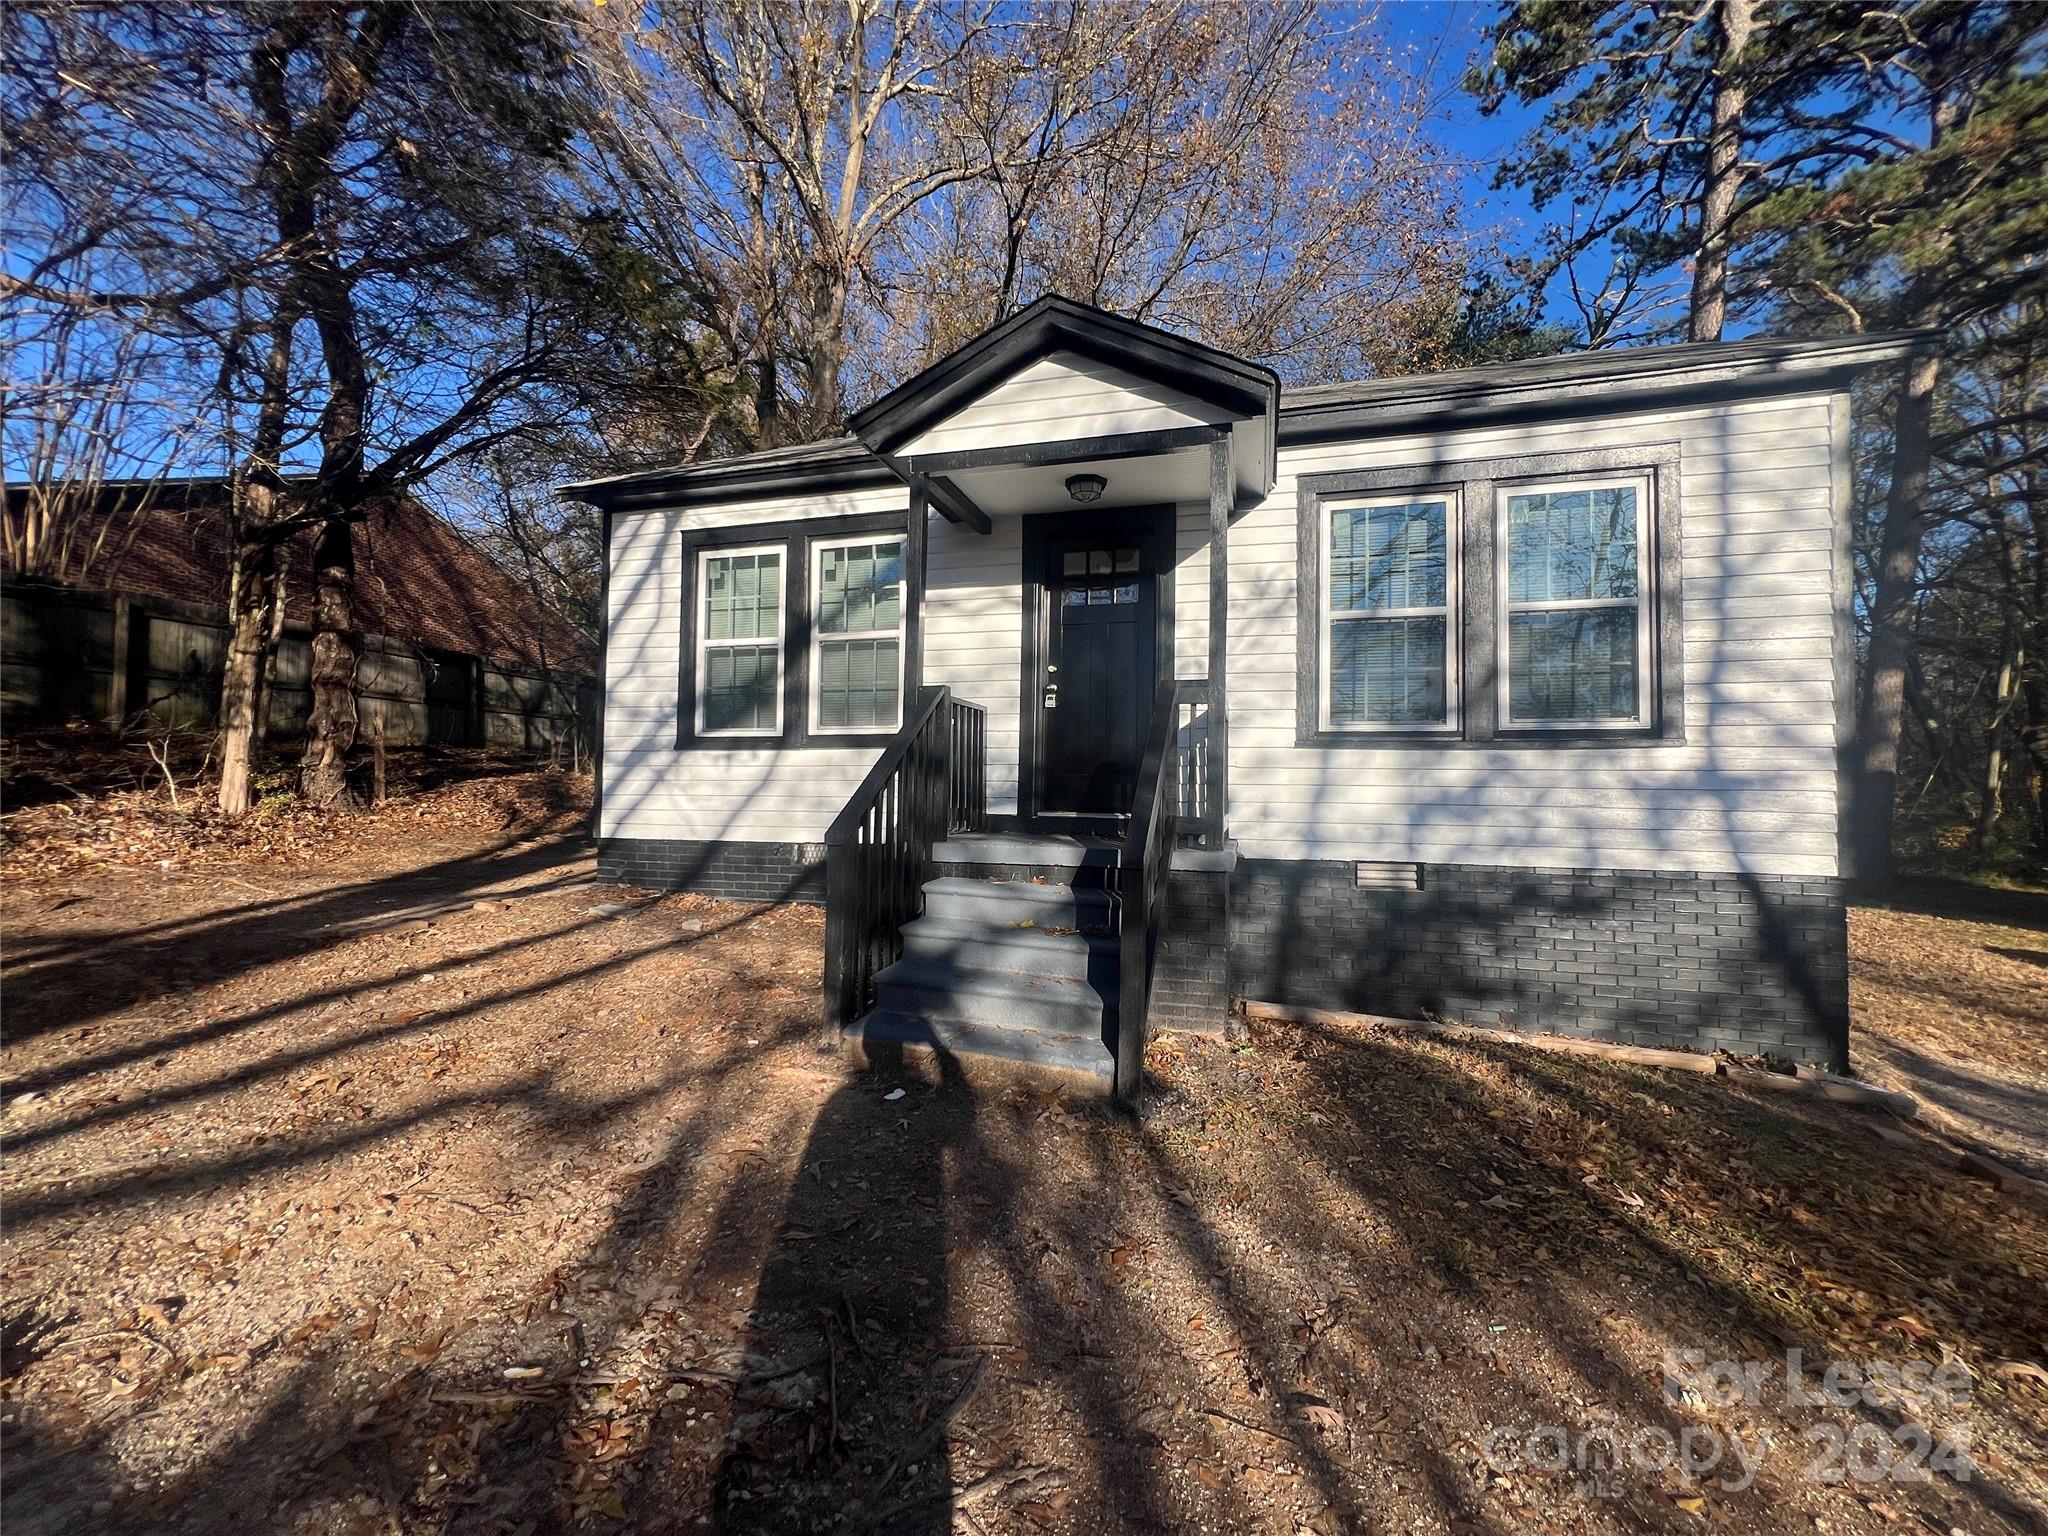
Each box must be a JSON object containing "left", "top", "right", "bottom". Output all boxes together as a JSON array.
[
  {"left": 811, "top": 536, "right": 906, "bottom": 733},
  {"left": 1300, "top": 451, "right": 1675, "bottom": 747},
  {"left": 1321, "top": 493, "right": 1456, "bottom": 731},
  {"left": 1498, "top": 476, "right": 1652, "bottom": 729},
  {"left": 696, "top": 545, "right": 784, "bottom": 736}
]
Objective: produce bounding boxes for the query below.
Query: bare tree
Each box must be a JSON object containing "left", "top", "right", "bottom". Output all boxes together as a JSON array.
[{"left": 6, "top": 1, "right": 721, "bottom": 812}]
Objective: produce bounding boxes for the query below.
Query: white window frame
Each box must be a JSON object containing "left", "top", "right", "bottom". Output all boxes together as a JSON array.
[
  {"left": 694, "top": 542, "right": 785, "bottom": 738},
  {"left": 1494, "top": 473, "right": 1655, "bottom": 732},
  {"left": 1319, "top": 490, "right": 1460, "bottom": 734},
  {"left": 808, "top": 533, "right": 907, "bottom": 736}
]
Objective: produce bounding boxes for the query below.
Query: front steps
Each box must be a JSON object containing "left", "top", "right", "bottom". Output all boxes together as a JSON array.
[{"left": 844, "top": 835, "right": 1122, "bottom": 1089}]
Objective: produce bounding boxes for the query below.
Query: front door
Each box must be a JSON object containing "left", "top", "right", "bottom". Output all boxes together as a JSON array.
[{"left": 1037, "top": 529, "right": 1159, "bottom": 824}]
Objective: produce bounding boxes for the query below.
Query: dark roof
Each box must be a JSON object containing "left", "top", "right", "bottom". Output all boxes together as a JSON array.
[
  {"left": 2, "top": 479, "right": 591, "bottom": 672},
  {"left": 558, "top": 435, "right": 893, "bottom": 511},
  {"left": 563, "top": 328, "right": 1932, "bottom": 512},
  {"left": 847, "top": 294, "right": 1280, "bottom": 457},
  {"left": 1279, "top": 330, "right": 1931, "bottom": 429}
]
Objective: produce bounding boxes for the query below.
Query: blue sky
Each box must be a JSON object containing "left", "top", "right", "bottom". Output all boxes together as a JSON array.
[{"left": 1378, "top": 1, "right": 1549, "bottom": 252}]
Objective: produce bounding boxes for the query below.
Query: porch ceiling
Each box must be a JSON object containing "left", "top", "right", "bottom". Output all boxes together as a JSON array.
[{"left": 937, "top": 433, "right": 1256, "bottom": 517}]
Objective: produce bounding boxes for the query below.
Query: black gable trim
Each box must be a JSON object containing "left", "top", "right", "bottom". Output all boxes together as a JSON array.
[
  {"left": 849, "top": 295, "right": 1278, "bottom": 455},
  {"left": 574, "top": 452, "right": 898, "bottom": 513}
]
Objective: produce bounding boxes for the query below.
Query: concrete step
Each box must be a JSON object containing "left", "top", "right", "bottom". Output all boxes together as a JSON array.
[
  {"left": 935, "top": 833, "right": 1123, "bottom": 870},
  {"left": 919, "top": 875, "right": 1117, "bottom": 933},
  {"left": 900, "top": 914, "right": 1118, "bottom": 983},
  {"left": 844, "top": 1009, "right": 1115, "bottom": 1089},
  {"left": 873, "top": 957, "right": 1113, "bottom": 1038}
]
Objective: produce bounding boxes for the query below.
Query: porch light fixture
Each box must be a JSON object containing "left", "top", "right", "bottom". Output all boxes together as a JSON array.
[{"left": 1065, "top": 473, "right": 1107, "bottom": 503}]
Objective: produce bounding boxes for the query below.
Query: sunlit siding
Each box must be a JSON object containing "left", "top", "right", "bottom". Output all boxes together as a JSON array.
[
  {"left": 899, "top": 350, "right": 1231, "bottom": 458},
  {"left": 923, "top": 511, "right": 1025, "bottom": 812},
  {"left": 599, "top": 485, "right": 907, "bottom": 843},
  {"left": 1225, "top": 393, "right": 1848, "bottom": 876}
]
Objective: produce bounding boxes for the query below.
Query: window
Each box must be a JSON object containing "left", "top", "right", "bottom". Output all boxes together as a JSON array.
[
  {"left": 1320, "top": 494, "right": 1456, "bottom": 731},
  {"left": 1296, "top": 450, "right": 1679, "bottom": 749},
  {"left": 1060, "top": 546, "right": 1141, "bottom": 607},
  {"left": 677, "top": 512, "right": 914, "bottom": 749},
  {"left": 811, "top": 536, "right": 905, "bottom": 733},
  {"left": 696, "top": 545, "right": 784, "bottom": 735},
  {"left": 1498, "top": 476, "right": 1652, "bottom": 729}
]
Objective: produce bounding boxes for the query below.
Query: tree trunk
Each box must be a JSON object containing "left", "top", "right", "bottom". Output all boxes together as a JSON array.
[
  {"left": 1848, "top": 348, "right": 1941, "bottom": 882},
  {"left": 1973, "top": 629, "right": 2020, "bottom": 858},
  {"left": 217, "top": 533, "right": 279, "bottom": 816},
  {"left": 1689, "top": 0, "right": 1758, "bottom": 343},
  {"left": 299, "top": 514, "right": 361, "bottom": 808},
  {"left": 800, "top": 276, "right": 849, "bottom": 434},
  {"left": 251, "top": 545, "right": 290, "bottom": 751},
  {"left": 2019, "top": 642, "right": 2048, "bottom": 867},
  {"left": 755, "top": 355, "right": 780, "bottom": 445}
]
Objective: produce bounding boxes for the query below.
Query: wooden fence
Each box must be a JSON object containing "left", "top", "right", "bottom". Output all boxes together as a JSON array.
[{"left": 2, "top": 580, "right": 593, "bottom": 753}]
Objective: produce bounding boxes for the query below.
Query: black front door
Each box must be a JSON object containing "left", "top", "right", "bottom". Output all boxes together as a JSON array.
[{"left": 1039, "top": 534, "right": 1158, "bottom": 821}]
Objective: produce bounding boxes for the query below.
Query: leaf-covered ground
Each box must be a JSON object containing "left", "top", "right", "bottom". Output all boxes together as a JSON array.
[{"left": 2, "top": 802, "right": 2044, "bottom": 1535}]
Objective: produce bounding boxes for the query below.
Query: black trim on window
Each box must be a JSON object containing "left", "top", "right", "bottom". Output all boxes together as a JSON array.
[
  {"left": 1295, "top": 445, "right": 1684, "bottom": 750},
  {"left": 676, "top": 510, "right": 914, "bottom": 751}
]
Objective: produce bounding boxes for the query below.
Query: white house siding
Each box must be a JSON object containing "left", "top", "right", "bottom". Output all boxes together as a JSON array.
[
  {"left": 900, "top": 351, "right": 1231, "bottom": 458},
  {"left": 1227, "top": 393, "right": 1848, "bottom": 878},
  {"left": 600, "top": 485, "right": 908, "bottom": 844},
  {"left": 923, "top": 510, "right": 1026, "bottom": 812}
]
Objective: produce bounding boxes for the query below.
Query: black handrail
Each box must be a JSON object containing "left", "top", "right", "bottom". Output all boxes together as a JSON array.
[
  {"left": 822, "top": 685, "right": 989, "bottom": 1032},
  {"left": 1115, "top": 678, "right": 1188, "bottom": 1105}
]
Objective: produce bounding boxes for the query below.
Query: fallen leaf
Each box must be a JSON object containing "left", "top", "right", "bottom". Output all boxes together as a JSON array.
[{"left": 1287, "top": 1392, "right": 1343, "bottom": 1431}]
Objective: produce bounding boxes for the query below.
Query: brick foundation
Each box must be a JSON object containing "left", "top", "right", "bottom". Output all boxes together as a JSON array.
[
  {"left": 1154, "top": 868, "right": 1233, "bottom": 1035},
  {"left": 596, "top": 838, "right": 824, "bottom": 905},
  {"left": 1229, "top": 860, "right": 1849, "bottom": 1069}
]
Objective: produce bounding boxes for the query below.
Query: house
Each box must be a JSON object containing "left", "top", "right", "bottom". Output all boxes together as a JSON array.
[
  {"left": 2, "top": 478, "right": 592, "bottom": 749},
  {"left": 568, "top": 297, "right": 1923, "bottom": 1098}
]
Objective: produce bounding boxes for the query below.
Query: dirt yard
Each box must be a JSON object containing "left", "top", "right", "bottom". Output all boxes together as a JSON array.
[{"left": 3, "top": 785, "right": 2045, "bottom": 1536}]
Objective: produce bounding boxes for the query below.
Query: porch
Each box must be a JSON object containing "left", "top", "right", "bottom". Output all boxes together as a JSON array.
[{"left": 818, "top": 301, "right": 1279, "bottom": 1099}]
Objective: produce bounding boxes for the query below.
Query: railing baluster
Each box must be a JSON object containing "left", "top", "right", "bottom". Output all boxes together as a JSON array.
[
  {"left": 822, "top": 687, "right": 992, "bottom": 1033},
  {"left": 1115, "top": 679, "right": 1194, "bottom": 1106}
]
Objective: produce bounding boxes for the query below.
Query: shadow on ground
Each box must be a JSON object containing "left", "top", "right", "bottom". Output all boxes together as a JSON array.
[{"left": 5, "top": 859, "right": 2046, "bottom": 1536}]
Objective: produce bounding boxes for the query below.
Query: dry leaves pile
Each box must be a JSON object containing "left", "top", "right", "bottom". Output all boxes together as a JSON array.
[
  {"left": 1, "top": 730, "right": 590, "bottom": 879},
  {"left": 3, "top": 821, "right": 2045, "bottom": 1536}
]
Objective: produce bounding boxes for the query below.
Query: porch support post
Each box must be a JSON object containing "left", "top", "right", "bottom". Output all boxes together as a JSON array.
[
  {"left": 1207, "top": 430, "right": 1231, "bottom": 847},
  {"left": 905, "top": 480, "right": 928, "bottom": 698}
]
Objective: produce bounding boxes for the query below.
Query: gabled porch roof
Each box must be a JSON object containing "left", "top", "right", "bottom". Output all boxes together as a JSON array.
[{"left": 849, "top": 296, "right": 1279, "bottom": 528}]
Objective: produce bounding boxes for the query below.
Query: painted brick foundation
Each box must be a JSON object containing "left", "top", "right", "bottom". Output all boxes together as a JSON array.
[
  {"left": 597, "top": 837, "right": 824, "bottom": 905},
  {"left": 1230, "top": 860, "right": 1849, "bottom": 1070},
  {"left": 1155, "top": 869, "right": 1233, "bottom": 1035}
]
